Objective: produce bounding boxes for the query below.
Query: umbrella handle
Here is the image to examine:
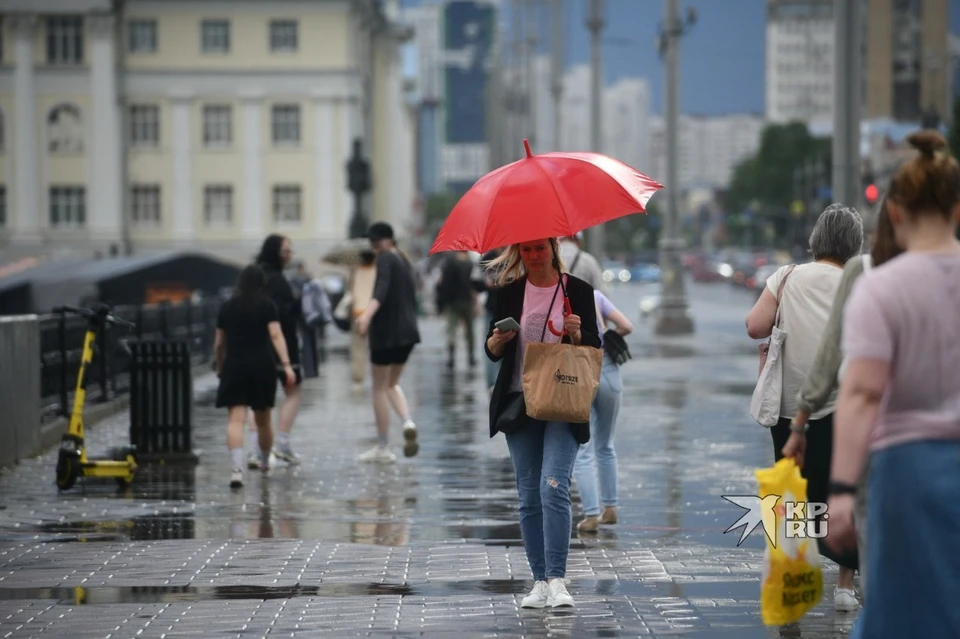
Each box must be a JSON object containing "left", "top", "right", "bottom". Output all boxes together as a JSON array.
[{"left": 547, "top": 297, "right": 573, "bottom": 337}]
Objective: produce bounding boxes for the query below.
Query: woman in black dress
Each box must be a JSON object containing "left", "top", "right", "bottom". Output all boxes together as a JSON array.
[
  {"left": 215, "top": 265, "right": 296, "bottom": 488},
  {"left": 251, "top": 234, "right": 304, "bottom": 467},
  {"left": 355, "top": 222, "right": 421, "bottom": 462}
]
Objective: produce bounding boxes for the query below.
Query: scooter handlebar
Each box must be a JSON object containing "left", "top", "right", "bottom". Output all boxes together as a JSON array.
[{"left": 52, "top": 304, "right": 136, "bottom": 329}]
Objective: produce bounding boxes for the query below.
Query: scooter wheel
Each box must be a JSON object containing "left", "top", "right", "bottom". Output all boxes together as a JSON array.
[{"left": 56, "top": 449, "right": 79, "bottom": 490}]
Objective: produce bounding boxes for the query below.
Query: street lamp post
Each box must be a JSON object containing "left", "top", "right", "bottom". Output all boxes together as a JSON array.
[
  {"left": 586, "top": 0, "right": 605, "bottom": 258},
  {"left": 655, "top": 0, "right": 695, "bottom": 335}
]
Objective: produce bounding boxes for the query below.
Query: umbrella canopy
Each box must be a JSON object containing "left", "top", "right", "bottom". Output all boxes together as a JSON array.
[{"left": 429, "top": 140, "right": 663, "bottom": 255}]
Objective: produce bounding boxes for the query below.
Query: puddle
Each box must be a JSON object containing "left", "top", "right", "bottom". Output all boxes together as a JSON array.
[{"left": 0, "top": 578, "right": 668, "bottom": 605}]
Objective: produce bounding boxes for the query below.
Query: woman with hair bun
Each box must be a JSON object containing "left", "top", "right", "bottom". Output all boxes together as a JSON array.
[{"left": 827, "top": 129, "right": 960, "bottom": 637}]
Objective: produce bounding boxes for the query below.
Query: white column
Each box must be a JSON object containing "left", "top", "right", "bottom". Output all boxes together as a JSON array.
[
  {"left": 88, "top": 13, "right": 122, "bottom": 245},
  {"left": 338, "top": 97, "right": 360, "bottom": 231},
  {"left": 169, "top": 91, "right": 194, "bottom": 242},
  {"left": 384, "top": 49, "right": 412, "bottom": 233},
  {"left": 12, "top": 14, "right": 40, "bottom": 243},
  {"left": 311, "top": 93, "right": 337, "bottom": 237},
  {"left": 240, "top": 91, "right": 264, "bottom": 240}
]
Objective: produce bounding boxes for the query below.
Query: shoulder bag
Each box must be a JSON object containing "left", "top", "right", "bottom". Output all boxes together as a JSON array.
[{"left": 750, "top": 264, "right": 796, "bottom": 427}]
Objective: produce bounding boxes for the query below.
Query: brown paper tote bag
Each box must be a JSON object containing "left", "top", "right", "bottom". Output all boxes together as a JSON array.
[
  {"left": 520, "top": 277, "right": 603, "bottom": 423},
  {"left": 522, "top": 342, "right": 602, "bottom": 422}
]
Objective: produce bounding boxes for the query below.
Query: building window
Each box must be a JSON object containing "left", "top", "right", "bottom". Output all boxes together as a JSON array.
[
  {"left": 129, "top": 19, "right": 157, "bottom": 53},
  {"left": 270, "top": 20, "right": 298, "bottom": 52},
  {"left": 201, "top": 19, "right": 230, "bottom": 53},
  {"left": 204, "top": 185, "right": 233, "bottom": 225},
  {"left": 129, "top": 104, "right": 159, "bottom": 147},
  {"left": 202, "top": 105, "right": 232, "bottom": 147},
  {"left": 46, "top": 17, "right": 84, "bottom": 64},
  {"left": 49, "top": 186, "right": 86, "bottom": 228},
  {"left": 0, "top": 186, "right": 5, "bottom": 227},
  {"left": 271, "top": 104, "right": 300, "bottom": 146},
  {"left": 273, "top": 185, "right": 302, "bottom": 224},
  {"left": 131, "top": 185, "right": 161, "bottom": 226}
]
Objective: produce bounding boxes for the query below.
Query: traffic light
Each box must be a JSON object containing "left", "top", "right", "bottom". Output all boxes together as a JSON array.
[{"left": 864, "top": 183, "right": 879, "bottom": 205}]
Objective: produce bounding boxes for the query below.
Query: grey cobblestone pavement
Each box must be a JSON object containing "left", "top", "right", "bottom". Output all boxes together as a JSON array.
[{"left": 0, "top": 282, "right": 859, "bottom": 637}]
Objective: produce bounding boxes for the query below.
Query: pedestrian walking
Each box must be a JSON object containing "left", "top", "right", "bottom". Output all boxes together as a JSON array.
[
  {"left": 827, "top": 130, "right": 960, "bottom": 639},
  {"left": 300, "top": 268, "right": 332, "bottom": 379},
  {"left": 478, "top": 247, "right": 504, "bottom": 393},
  {"left": 781, "top": 196, "right": 902, "bottom": 602},
  {"left": 745, "top": 202, "right": 865, "bottom": 610},
  {"left": 436, "top": 251, "right": 478, "bottom": 368},
  {"left": 558, "top": 232, "right": 606, "bottom": 292},
  {"left": 250, "top": 234, "right": 303, "bottom": 466},
  {"left": 572, "top": 289, "right": 632, "bottom": 533},
  {"left": 214, "top": 265, "right": 296, "bottom": 488},
  {"left": 337, "top": 249, "right": 378, "bottom": 387},
  {"left": 484, "top": 237, "right": 602, "bottom": 609},
  {"left": 355, "top": 222, "right": 421, "bottom": 462}
]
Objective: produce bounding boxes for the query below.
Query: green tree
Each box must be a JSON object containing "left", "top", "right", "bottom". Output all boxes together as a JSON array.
[
  {"left": 726, "top": 122, "right": 832, "bottom": 218},
  {"left": 423, "top": 191, "right": 460, "bottom": 237},
  {"left": 604, "top": 203, "right": 662, "bottom": 256}
]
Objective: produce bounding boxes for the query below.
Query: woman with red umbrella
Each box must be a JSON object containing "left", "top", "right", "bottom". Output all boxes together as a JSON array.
[{"left": 484, "top": 238, "right": 601, "bottom": 609}]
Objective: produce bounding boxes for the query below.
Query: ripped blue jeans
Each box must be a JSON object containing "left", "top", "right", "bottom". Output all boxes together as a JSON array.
[{"left": 505, "top": 420, "right": 580, "bottom": 581}]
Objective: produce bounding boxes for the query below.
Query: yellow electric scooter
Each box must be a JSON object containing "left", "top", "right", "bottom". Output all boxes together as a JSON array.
[{"left": 53, "top": 304, "right": 138, "bottom": 491}]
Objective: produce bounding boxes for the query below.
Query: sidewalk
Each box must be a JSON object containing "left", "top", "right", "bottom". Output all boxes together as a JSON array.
[{"left": 0, "top": 283, "right": 857, "bottom": 637}]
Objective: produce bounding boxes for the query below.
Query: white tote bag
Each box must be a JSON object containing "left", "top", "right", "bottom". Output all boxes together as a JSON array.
[{"left": 750, "top": 265, "right": 795, "bottom": 427}]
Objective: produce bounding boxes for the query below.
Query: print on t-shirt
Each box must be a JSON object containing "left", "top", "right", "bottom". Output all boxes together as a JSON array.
[{"left": 522, "top": 310, "right": 552, "bottom": 344}]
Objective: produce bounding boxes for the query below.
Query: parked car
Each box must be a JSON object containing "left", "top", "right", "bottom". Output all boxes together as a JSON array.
[{"left": 629, "top": 262, "right": 661, "bottom": 283}]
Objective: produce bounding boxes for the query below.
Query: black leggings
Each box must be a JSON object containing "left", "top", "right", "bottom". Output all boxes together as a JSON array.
[{"left": 771, "top": 414, "right": 859, "bottom": 571}]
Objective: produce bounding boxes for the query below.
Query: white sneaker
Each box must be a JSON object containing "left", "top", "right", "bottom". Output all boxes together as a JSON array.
[
  {"left": 547, "top": 579, "right": 574, "bottom": 608},
  {"left": 229, "top": 469, "right": 243, "bottom": 488},
  {"left": 272, "top": 447, "right": 301, "bottom": 465},
  {"left": 402, "top": 420, "right": 419, "bottom": 457},
  {"left": 358, "top": 446, "right": 397, "bottom": 463},
  {"left": 834, "top": 587, "right": 859, "bottom": 612},
  {"left": 247, "top": 454, "right": 261, "bottom": 470},
  {"left": 520, "top": 581, "right": 549, "bottom": 609}
]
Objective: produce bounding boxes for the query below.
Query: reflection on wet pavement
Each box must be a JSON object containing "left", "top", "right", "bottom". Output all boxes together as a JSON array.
[{"left": 0, "top": 283, "right": 858, "bottom": 637}]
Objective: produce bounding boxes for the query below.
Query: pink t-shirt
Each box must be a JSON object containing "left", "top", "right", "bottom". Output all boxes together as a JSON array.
[
  {"left": 842, "top": 251, "right": 960, "bottom": 452},
  {"left": 512, "top": 279, "right": 566, "bottom": 392}
]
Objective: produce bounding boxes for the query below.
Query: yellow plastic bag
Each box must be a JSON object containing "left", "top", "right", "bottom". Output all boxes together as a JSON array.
[{"left": 755, "top": 458, "right": 824, "bottom": 626}]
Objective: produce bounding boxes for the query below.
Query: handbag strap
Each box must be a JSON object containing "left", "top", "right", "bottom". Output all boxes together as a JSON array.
[
  {"left": 538, "top": 277, "right": 564, "bottom": 342},
  {"left": 773, "top": 264, "right": 796, "bottom": 329}
]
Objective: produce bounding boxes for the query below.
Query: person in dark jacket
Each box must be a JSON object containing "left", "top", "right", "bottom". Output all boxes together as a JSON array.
[
  {"left": 484, "top": 237, "right": 601, "bottom": 610},
  {"left": 251, "top": 234, "right": 303, "bottom": 466},
  {"left": 214, "top": 264, "right": 296, "bottom": 488},
  {"left": 356, "top": 222, "right": 421, "bottom": 462}
]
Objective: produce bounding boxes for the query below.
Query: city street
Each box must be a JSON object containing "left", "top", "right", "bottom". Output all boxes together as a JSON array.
[{"left": 0, "top": 280, "right": 857, "bottom": 638}]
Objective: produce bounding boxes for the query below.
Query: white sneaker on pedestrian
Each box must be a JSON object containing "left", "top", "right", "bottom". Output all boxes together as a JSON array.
[
  {"left": 402, "top": 420, "right": 419, "bottom": 457},
  {"left": 520, "top": 580, "right": 549, "bottom": 609},
  {"left": 247, "top": 453, "right": 261, "bottom": 470},
  {"left": 834, "top": 587, "right": 858, "bottom": 612},
  {"left": 229, "top": 469, "right": 243, "bottom": 488},
  {"left": 358, "top": 446, "right": 397, "bottom": 463},
  {"left": 272, "top": 447, "right": 301, "bottom": 465},
  {"left": 546, "top": 579, "right": 574, "bottom": 608}
]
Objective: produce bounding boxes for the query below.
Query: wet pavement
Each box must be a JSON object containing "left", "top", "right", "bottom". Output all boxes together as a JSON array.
[{"left": 0, "top": 281, "right": 858, "bottom": 637}]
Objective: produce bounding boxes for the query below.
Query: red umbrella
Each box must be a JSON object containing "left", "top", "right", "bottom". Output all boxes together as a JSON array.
[{"left": 428, "top": 139, "right": 664, "bottom": 255}]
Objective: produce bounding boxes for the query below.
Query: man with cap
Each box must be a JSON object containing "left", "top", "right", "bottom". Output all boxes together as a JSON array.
[{"left": 559, "top": 232, "right": 606, "bottom": 293}]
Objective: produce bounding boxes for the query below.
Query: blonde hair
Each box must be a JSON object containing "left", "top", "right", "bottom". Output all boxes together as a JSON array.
[{"left": 485, "top": 237, "right": 566, "bottom": 286}]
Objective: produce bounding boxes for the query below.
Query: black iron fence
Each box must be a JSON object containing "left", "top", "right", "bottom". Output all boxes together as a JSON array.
[{"left": 38, "top": 298, "right": 222, "bottom": 423}]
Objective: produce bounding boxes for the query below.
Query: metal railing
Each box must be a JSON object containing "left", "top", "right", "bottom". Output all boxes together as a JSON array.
[{"left": 38, "top": 298, "right": 222, "bottom": 423}]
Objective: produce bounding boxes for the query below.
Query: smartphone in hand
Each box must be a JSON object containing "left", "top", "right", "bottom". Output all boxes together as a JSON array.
[{"left": 495, "top": 317, "right": 521, "bottom": 333}]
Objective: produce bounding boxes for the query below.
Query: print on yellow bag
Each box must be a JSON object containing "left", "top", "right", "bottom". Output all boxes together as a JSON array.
[{"left": 755, "top": 458, "right": 824, "bottom": 626}]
